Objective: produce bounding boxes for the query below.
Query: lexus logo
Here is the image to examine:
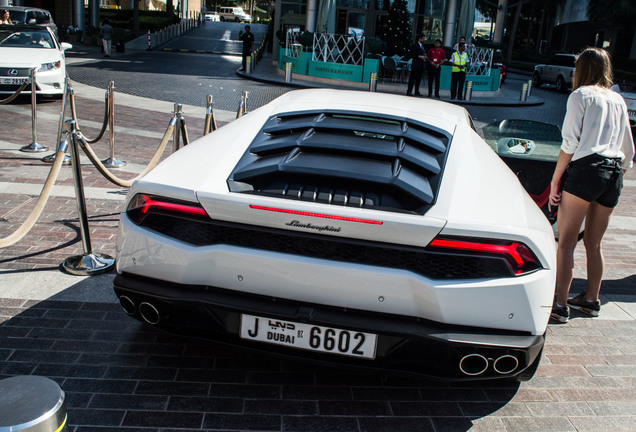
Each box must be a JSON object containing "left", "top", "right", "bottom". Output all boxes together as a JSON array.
[{"left": 8, "top": 69, "right": 18, "bottom": 76}]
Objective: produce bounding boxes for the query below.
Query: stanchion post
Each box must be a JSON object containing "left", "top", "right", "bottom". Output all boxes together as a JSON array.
[
  {"left": 285, "top": 62, "right": 292, "bottom": 83},
  {"left": 21, "top": 69, "right": 49, "bottom": 153},
  {"left": 102, "top": 81, "right": 126, "bottom": 168},
  {"left": 42, "top": 76, "right": 72, "bottom": 165},
  {"left": 246, "top": 56, "right": 252, "bottom": 74},
  {"left": 146, "top": 30, "right": 151, "bottom": 50},
  {"left": 465, "top": 81, "right": 473, "bottom": 101},
  {"left": 61, "top": 120, "right": 116, "bottom": 276},
  {"left": 204, "top": 94, "right": 217, "bottom": 135},
  {"left": 173, "top": 103, "right": 183, "bottom": 151},
  {"left": 526, "top": 79, "right": 533, "bottom": 98},
  {"left": 369, "top": 72, "right": 378, "bottom": 92},
  {"left": 242, "top": 91, "right": 249, "bottom": 114},
  {"left": 236, "top": 96, "right": 245, "bottom": 119},
  {"left": 520, "top": 82, "right": 528, "bottom": 102}
]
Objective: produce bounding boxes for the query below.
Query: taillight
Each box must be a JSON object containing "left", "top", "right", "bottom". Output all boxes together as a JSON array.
[
  {"left": 126, "top": 194, "right": 208, "bottom": 225},
  {"left": 429, "top": 237, "right": 542, "bottom": 276}
]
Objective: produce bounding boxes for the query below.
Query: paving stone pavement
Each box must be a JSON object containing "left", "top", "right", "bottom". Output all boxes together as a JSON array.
[{"left": 0, "top": 43, "right": 635, "bottom": 432}]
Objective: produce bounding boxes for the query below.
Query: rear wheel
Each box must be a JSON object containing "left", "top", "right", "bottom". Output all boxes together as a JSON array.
[
  {"left": 220, "top": 16, "right": 225, "bottom": 21},
  {"left": 556, "top": 76, "right": 566, "bottom": 92},
  {"left": 532, "top": 72, "right": 542, "bottom": 88},
  {"left": 235, "top": 17, "right": 240, "bottom": 22}
]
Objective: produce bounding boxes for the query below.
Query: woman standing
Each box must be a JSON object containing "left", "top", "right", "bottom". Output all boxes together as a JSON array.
[{"left": 549, "top": 47, "right": 634, "bottom": 323}]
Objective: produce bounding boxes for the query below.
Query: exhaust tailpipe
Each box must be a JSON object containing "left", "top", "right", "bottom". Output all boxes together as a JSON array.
[
  {"left": 139, "top": 302, "right": 160, "bottom": 325},
  {"left": 119, "top": 296, "right": 135, "bottom": 315},
  {"left": 459, "top": 354, "right": 489, "bottom": 376},
  {"left": 493, "top": 355, "right": 519, "bottom": 374}
]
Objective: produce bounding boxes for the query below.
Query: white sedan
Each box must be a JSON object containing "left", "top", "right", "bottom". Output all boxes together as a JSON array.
[
  {"left": 0, "top": 24, "right": 71, "bottom": 96},
  {"left": 204, "top": 12, "right": 220, "bottom": 22},
  {"left": 114, "top": 90, "right": 556, "bottom": 381}
]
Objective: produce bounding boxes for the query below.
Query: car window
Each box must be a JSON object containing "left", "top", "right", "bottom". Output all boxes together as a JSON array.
[
  {"left": 0, "top": 29, "right": 54, "bottom": 49},
  {"left": 481, "top": 120, "right": 562, "bottom": 162},
  {"left": 8, "top": 10, "right": 26, "bottom": 24}
]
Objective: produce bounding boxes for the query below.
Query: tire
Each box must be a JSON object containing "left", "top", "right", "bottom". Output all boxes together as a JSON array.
[
  {"left": 532, "top": 72, "right": 542, "bottom": 88},
  {"left": 235, "top": 17, "right": 240, "bottom": 22},
  {"left": 220, "top": 16, "right": 225, "bottom": 21},
  {"left": 556, "top": 76, "right": 566, "bottom": 92}
]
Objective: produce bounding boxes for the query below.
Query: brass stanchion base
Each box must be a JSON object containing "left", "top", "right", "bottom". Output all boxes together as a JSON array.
[
  {"left": 42, "top": 152, "right": 71, "bottom": 165},
  {"left": 20, "top": 142, "right": 49, "bottom": 152},
  {"left": 62, "top": 253, "right": 115, "bottom": 276},
  {"left": 102, "top": 157, "right": 127, "bottom": 168}
]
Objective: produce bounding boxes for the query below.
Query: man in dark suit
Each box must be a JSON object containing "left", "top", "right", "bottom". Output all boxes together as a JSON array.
[{"left": 406, "top": 33, "right": 426, "bottom": 96}]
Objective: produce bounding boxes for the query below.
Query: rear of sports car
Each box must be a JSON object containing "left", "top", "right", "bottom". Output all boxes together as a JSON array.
[{"left": 114, "top": 90, "right": 556, "bottom": 381}]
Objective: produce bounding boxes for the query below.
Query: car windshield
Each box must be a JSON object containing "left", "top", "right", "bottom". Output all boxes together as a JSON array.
[
  {"left": 0, "top": 29, "right": 54, "bottom": 48},
  {"left": 482, "top": 119, "right": 562, "bottom": 162}
]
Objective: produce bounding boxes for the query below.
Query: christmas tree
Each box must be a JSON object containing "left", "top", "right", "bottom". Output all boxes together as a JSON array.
[{"left": 381, "top": 0, "right": 412, "bottom": 57}]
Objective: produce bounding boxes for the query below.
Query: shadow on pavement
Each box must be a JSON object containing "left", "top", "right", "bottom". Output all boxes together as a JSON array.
[{"left": 0, "top": 286, "right": 518, "bottom": 432}]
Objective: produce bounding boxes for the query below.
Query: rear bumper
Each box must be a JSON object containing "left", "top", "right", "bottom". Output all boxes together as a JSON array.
[{"left": 114, "top": 272, "right": 545, "bottom": 381}]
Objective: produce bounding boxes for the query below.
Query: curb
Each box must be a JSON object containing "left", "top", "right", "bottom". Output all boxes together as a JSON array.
[{"left": 236, "top": 68, "right": 545, "bottom": 107}]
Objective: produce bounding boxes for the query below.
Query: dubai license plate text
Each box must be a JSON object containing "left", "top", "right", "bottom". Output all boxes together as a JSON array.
[
  {"left": 240, "top": 314, "right": 377, "bottom": 359},
  {"left": 1, "top": 78, "right": 29, "bottom": 85}
]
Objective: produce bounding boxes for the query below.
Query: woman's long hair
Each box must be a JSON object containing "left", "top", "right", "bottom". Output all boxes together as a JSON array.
[{"left": 572, "top": 47, "right": 613, "bottom": 91}]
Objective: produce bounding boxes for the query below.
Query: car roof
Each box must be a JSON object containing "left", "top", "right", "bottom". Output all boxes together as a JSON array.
[{"left": 5, "top": 6, "right": 51, "bottom": 12}]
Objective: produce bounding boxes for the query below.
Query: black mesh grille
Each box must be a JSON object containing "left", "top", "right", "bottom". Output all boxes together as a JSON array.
[
  {"left": 139, "top": 212, "right": 514, "bottom": 280},
  {"left": 228, "top": 110, "right": 452, "bottom": 215}
]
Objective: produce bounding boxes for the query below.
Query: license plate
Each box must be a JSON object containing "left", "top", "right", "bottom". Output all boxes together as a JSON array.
[
  {"left": 0, "top": 78, "right": 29, "bottom": 85},
  {"left": 240, "top": 314, "right": 377, "bottom": 359}
]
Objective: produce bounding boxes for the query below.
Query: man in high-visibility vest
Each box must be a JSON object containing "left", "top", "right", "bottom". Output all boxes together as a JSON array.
[{"left": 449, "top": 42, "right": 469, "bottom": 100}]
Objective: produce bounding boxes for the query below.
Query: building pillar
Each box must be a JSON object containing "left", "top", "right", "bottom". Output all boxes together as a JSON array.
[
  {"left": 73, "top": 0, "right": 86, "bottom": 33},
  {"left": 493, "top": 0, "right": 508, "bottom": 44},
  {"left": 306, "top": 0, "right": 317, "bottom": 32},
  {"left": 88, "top": 0, "right": 100, "bottom": 29},
  {"left": 443, "top": 0, "right": 459, "bottom": 47}
]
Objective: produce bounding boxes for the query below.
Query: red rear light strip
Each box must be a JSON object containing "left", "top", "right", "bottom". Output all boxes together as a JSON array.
[
  {"left": 430, "top": 238, "right": 524, "bottom": 266},
  {"left": 249, "top": 205, "right": 383, "bottom": 225},
  {"left": 141, "top": 196, "right": 208, "bottom": 217}
]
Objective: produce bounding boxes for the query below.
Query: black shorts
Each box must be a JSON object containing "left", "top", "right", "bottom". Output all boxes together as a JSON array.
[{"left": 561, "top": 154, "right": 624, "bottom": 208}]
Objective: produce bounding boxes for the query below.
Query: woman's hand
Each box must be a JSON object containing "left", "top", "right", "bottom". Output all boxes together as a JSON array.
[{"left": 548, "top": 182, "right": 561, "bottom": 211}]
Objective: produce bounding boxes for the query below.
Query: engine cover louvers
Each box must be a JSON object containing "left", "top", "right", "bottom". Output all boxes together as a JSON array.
[{"left": 228, "top": 110, "right": 452, "bottom": 214}]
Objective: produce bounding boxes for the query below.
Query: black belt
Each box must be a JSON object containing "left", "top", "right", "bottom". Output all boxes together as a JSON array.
[{"left": 570, "top": 153, "right": 622, "bottom": 170}]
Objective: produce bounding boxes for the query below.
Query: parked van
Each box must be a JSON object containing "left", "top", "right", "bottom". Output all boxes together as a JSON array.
[{"left": 218, "top": 7, "right": 251, "bottom": 22}]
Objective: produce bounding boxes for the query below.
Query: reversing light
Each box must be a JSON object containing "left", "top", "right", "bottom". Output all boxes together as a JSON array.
[
  {"left": 249, "top": 205, "right": 383, "bottom": 225},
  {"left": 126, "top": 194, "right": 208, "bottom": 225},
  {"left": 429, "top": 237, "right": 541, "bottom": 275}
]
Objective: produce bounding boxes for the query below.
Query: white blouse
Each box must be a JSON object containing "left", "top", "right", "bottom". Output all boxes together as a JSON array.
[{"left": 561, "top": 85, "right": 634, "bottom": 169}]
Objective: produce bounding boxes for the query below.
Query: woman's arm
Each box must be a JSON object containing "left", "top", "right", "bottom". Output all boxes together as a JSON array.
[{"left": 549, "top": 150, "right": 574, "bottom": 210}]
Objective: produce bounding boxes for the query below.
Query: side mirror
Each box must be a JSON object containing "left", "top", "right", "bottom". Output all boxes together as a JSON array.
[
  {"left": 28, "top": 18, "right": 37, "bottom": 25},
  {"left": 61, "top": 42, "right": 72, "bottom": 51}
]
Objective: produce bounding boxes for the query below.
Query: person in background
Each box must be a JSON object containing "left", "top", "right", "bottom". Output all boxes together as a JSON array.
[
  {"left": 100, "top": 19, "right": 113, "bottom": 58},
  {"left": 0, "top": 9, "right": 13, "bottom": 24},
  {"left": 453, "top": 36, "right": 474, "bottom": 53},
  {"left": 426, "top": 39, "right": 446, "bottom": 98},
  {"left": 449, "top": 42, "right": 468, "bottom": 100},
  {"left": 549, "top": 47, "right": 634, "bottom": 323},
  {"left": 406, "top": 33, "right": 426, "bottom": 97},
  {"left": 238, "top": 25, "right": 254, "bottom": 71}
]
